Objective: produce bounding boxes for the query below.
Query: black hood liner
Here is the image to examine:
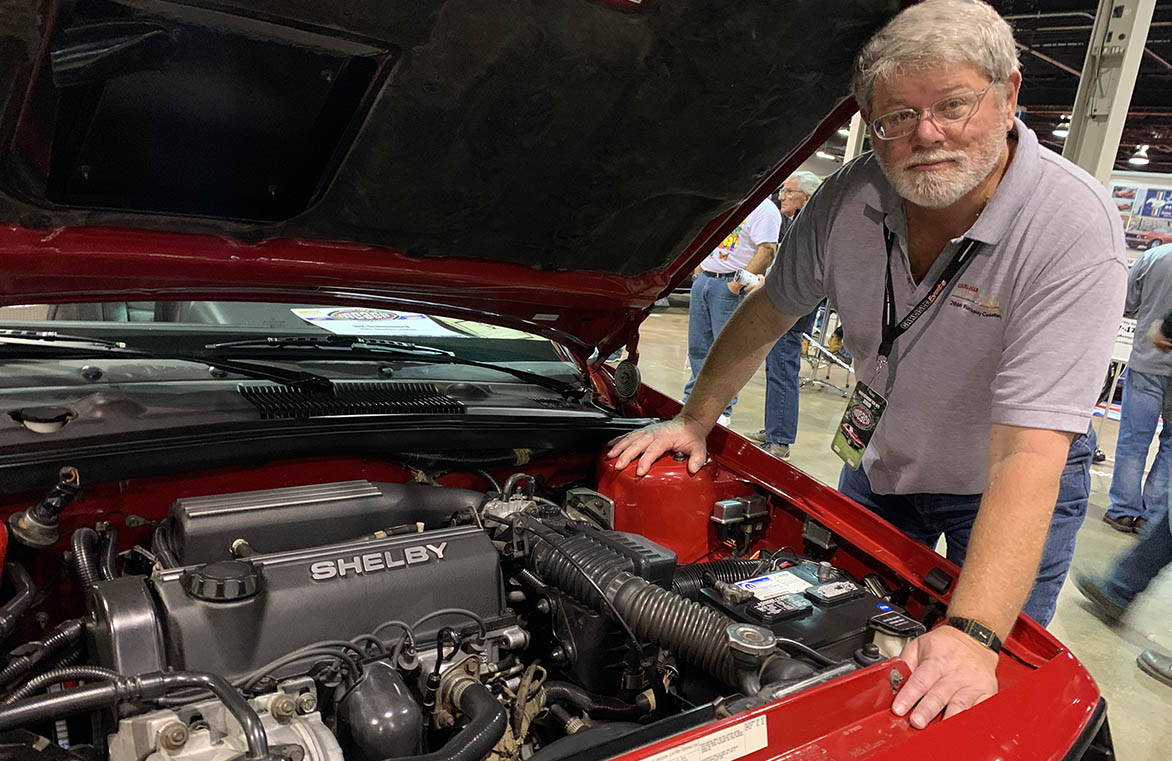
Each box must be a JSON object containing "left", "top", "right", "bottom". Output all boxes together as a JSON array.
[{"left": 0, "top": 0, "right": 898, "bottom": 277}]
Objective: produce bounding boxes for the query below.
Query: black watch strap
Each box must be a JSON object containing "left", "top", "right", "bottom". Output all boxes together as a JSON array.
[{"left": 946, "top": 617, "right": 1002, "bottom": 653}]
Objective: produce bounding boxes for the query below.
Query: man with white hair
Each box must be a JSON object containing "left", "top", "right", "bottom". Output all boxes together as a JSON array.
[
  {"left": 750, "top": 170, "right": 823, "bottom": 458},
  {"left": 610, "top": 0, "right": 1125, "bottom": 727}
]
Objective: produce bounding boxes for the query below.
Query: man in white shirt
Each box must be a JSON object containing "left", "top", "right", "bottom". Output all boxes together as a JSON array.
[{"left": 682, "top": 197, "right": 781, "bottom": 425}]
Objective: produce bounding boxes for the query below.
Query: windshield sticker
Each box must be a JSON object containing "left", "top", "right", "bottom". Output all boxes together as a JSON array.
[
  {"left": 290, "top": 308, "right": 465, "bottom": 337},
  {"left": 735, "top": 571, "right": 812, "bottom": 600}
]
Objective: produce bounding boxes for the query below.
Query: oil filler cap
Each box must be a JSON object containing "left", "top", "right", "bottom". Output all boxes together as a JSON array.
[{"left": 181, "top": 560, "right": 263, "bottom": 602}]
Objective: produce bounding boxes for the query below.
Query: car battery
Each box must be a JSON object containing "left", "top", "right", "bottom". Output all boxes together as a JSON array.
[{"left": 700, "top": 562, "right": 907, "bottom": 661}]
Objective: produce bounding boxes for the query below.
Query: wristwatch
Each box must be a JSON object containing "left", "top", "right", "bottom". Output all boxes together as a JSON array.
[{"left": 946, "top": 617, "right": 1002, "bottom": 653}]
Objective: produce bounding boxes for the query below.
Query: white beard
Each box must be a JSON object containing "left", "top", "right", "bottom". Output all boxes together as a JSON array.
[{"left": 876, "top": 126, "right": 1006, "bottom": 209}]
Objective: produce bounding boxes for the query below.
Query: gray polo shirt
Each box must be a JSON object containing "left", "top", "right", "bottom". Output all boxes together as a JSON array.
[
  {"left": 1124, "top": 243, "right": 1172, "bottom": 376},
  {"left": 765, "top": 118, "right": 1127, "bottom": 495}
]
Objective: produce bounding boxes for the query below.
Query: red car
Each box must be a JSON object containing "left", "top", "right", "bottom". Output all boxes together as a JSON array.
[
  {"left": 1126, "top": 230, "right": 1172, "bottom": 250},
  {"left": 0, "top": 2, "right": 1110, "bottom": 761}
]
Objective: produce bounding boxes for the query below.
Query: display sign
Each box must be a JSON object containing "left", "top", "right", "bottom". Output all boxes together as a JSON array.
[
  {"left": 1142, "top": 189, "right": 1172, "bottom": 220},
  {"left": 290, "top": 308, "right": 465, "bottom": 337}
]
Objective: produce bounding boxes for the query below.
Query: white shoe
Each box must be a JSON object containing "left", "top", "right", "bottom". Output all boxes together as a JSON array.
[
  {"left": 746, "top": 429, "right": 767, "bottom": 444},
  {"left": 717, "top": 414, "right": 731, "bottom": 427}
]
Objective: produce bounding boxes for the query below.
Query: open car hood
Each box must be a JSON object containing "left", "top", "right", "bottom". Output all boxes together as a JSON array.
[{"left": 0, "top": 0, "right": 898, "bottom": 359}]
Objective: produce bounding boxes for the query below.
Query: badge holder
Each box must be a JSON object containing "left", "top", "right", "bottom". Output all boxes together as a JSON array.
[{"left": 831, "top": 380, "right": 887, "bottom": 470}]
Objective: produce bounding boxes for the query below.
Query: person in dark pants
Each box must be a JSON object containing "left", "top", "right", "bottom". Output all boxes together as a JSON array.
[
  {"left": 748, "top": 171, "right": 822, "bottom": 458},
  {"left": 1076, "top": 312, "right": 1172, "bottom": 687}
]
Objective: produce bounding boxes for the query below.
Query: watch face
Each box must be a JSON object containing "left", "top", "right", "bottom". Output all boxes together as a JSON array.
[{"left": 949, "top": 618, "right": 1000, "bottom": 652}]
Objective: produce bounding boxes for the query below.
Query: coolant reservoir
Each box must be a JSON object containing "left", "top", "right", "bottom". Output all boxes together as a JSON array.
[{"left": 596, "top": 452, "right": 755, "bottom": 563}]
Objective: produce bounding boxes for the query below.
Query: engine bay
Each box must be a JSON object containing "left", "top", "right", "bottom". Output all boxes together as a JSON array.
[{"left": 0, "top": 455, "right": 934, "bottom": 761}]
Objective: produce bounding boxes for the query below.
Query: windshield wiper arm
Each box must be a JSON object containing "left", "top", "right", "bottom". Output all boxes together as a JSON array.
[
  {"left": 204, "top": 334, "right": 454, "bottom": 356},
  {"left": 205, "top": 335, "right": 587, "bottom": 398},
  {"left": 0, "top": 333, "right": 333, "bottom": 391},
  {"left": 0, "top": 328, "right": 130, "bottom": 350}
]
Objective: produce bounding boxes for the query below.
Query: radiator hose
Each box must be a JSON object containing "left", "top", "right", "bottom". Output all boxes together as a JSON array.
[
  {"left": 541, "top": 681, "right": 650, "bottom": 720},
  {"left": 527, "top": 523, "right": 740, "bottom": 686},
  {"left": 385, "top": 681, "right": 506, "bottom": 761}
]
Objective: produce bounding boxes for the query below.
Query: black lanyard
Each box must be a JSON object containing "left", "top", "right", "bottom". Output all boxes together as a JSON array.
[{"left": 878, "top": 223, "right": 981, "bottom": 361}]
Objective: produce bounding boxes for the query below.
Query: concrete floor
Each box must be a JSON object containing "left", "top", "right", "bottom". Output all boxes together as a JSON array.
[{"left": 635, "top": 307, "right": 1172, "bottom": 759}]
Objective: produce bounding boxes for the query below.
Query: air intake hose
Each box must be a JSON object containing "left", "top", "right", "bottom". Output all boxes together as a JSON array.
[
  {"left": 671, "top": 559, "right": 765, "bottom": 600},
  {"left": 527, "top": 524, "right": 739, "bottom": 686}
]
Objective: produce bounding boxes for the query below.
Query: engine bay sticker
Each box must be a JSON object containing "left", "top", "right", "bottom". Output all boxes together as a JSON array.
[
  {"left": 290, "top": 308, "right": 466, "bottom": 337},
  {"left": 735, "top": 570, "right": 812, "bottom": 600},
  {"left": 641, "top": 715, "right": 767, "bottom": 761}
]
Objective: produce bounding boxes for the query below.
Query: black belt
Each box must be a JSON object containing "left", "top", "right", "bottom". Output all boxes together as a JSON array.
[{"left": 701, "top": 270, "right": 737, "bottom": 279}]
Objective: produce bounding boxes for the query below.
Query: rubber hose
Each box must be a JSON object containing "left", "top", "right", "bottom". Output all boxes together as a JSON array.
[
  {"left": 0, "top": 618, "right": 83, "bottom": 687},
  {"left": 760, "top": 654, "right": 817, "bottom": 685},
  {"left": 98, "top": 527, "right": 118, "bottom": 581},
  {"left": 384, "top": 682, "right": 506, "bottom": 761},
  {"left": 152, "top": 525, "right": 179, "bottom": 569},
  {"left": 0, "top": 564, "right": 37, "bottom": 639},
  {"left": 70, "top": 528, "right": 101, "bottom": 589},
  {"left": 671, "top": 560, "right": 764, "bottom": 600},
  {"left": 529, "top": 528, "right": 739, "bottom": 686},
  {"left": 0, "top": 671, "right": 268, "bottom": 761},
  {"left": 4, "top": 666, "right": 121, "bottom": 704},
  {"left": 541, "top": 681, "right": 648, "bottom": 720}
]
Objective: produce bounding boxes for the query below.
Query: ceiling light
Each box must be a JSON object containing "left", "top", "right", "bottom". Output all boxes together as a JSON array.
[
  {"left": 1052, "top": 115, "right": 1071, "bottom": 139},
  {"left": 816, "top": 150, "right": 838, "bottom": 161},
  {"left": 836, "top": 128, "right": 850, "bottom": 137},
  {"left": 1129, "top": 145, "right": 1150, "bottom": 166}
]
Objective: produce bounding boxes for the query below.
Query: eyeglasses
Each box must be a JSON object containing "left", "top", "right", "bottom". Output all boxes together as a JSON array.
[
  {"left": 778, "top": 189, "right": 807, "bottom": 196},
  {"left": 869, "top": 82, "right": 997, "bottom": 141}
]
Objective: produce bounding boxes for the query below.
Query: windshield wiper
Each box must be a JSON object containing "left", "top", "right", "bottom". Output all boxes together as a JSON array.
[
  {"left": 0, "top": 328, "right": 130, "bottom": 349},
  {"left": 205, "top": 334, "right": 455, "bottom": 356},
  {"left": 0, "top": 331, "right": 334, "bottom": 391},
  {"left": 205, "top": 335, "right": 588, "bottom": 399}
]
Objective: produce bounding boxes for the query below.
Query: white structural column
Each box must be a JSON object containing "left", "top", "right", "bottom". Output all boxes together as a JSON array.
[
  {"left": 844, "top": 112, "right": 866, "bottom": 163},
  {"left": 1062, "top": 0, "right": 1157, "bottom": 185}
]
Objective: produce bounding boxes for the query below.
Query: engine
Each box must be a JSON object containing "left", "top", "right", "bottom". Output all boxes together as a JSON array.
[{"left": 0, "top": 473, "right": 926, "bottom": 761}]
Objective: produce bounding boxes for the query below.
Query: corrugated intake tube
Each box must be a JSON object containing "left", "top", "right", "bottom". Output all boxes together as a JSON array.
[
  {"left": 527, "top": 526, "right": 740, "bottom": 686},
  {"left": 671, "top": 559, "right": 765, "bottom": 600}
]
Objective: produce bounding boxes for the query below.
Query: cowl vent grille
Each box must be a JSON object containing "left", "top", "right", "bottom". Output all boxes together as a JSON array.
[{"left": 239, "top": 381, "right": 465, "bottom": 420}]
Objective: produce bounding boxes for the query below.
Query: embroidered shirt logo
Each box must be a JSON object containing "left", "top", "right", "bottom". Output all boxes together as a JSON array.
[{"left": 949, "top": 283, "right": 1003, "bottom": 319}]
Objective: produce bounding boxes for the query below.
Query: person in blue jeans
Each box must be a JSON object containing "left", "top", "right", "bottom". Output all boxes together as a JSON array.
[
  {"left": 1103, "top": 243, "right": 1172, "bottom": 533},
  {"left": 840, "top": 425, "right": 1095, "bottom": 625},
  {"left": 748, "top": 172, "right": 822, "bottom": 457},
  {"left": 752, "top": 308, "right": 818, "bottom": 456},
  {"left": 683, "top": 196, "right": 781, "bottom": 425},
  {"left": 684, "top": 273, "right": 748, "bottom": 422},
  {"left": 1075, "top": 313, "right": 1172, "bottom": 688}
]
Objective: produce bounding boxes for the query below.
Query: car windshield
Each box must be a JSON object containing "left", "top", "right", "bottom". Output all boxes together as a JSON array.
[{"left": 0, "top": 300, "right": 579, "bottom": 382}]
